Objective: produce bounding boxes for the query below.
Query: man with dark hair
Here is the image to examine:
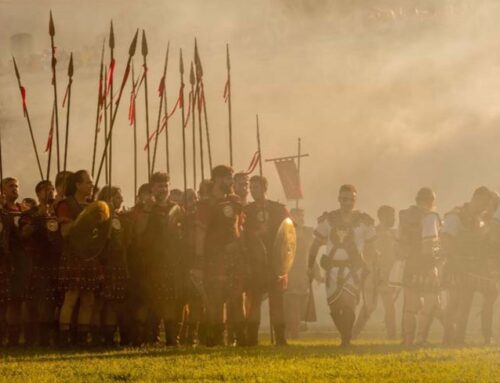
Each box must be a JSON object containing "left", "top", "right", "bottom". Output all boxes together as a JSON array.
[
  {"left": 244, "top": 175, "right": 291, "bottom": 346},
  {"left": 192, "top": 165, "right": 245, "bottom": 346},
  {"left": 130, "top": 171, "right": 181, "bottom": 346},
  {"left": 442, "top": 186, "right": 493, "bottom": 345},
  {"left": 19, "top": 180, "right": 60, "bottom": 346},
  {"left": 2, "top": 177, "right": 31, "bottom": 346},
  {"left": 308, "top": 184, "right": 376, "bottom": 347},
  {"left": 399, "top": 188, "right": 442, "bottom": 346},
  {"left": 353, "top": 205, "right": 398, "bottom": 340}
]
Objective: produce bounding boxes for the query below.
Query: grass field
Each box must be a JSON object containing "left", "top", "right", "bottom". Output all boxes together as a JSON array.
[{"left": 1, "top": 338, "right": 499, "bottom": 383}]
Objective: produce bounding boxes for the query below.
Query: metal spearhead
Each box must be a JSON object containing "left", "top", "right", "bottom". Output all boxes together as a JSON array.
[
  {"left": 12, "top": 56, "right": 20, "bottom": 80},
  {"left": 49, "top": 10, "right": 55, "bottom": 36},
  {"left": 109, "top": 20, "right": 115, "bottom": 50},
  {"left": 189, "top": 62, "right": 195, "bottom": 85},
  {"left": 141, "top": 30, "right": 148, "bottom": 57},
  {"left": 179, "top": 49, "right": 184, "bottom": 75},
  {"left": 226, "top": 43, "right": 230, "bottom": 70},
  {"left": 194, "top": 38, "right": 203, "bottom": 78},
  {"left": 129, "top": 29, "right": 139, "bottom": 57},
  {"left": 68, "top": 53, "right": 74, "bottom": 77},
  {"left": 100, "top": 39, "right": 106, "bottom": 68}
]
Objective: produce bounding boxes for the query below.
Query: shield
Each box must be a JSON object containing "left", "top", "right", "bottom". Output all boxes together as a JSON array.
[
  {"left": 68, "top": 201, "right": 111, "bottom": 261},
  {"left": 272, "top": 217, "right": 297, "bottom": 276}
]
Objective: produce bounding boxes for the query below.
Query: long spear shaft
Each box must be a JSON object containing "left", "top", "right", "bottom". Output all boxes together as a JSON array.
[
  {"left": 190, "top": 62, "right": 196, "bottom": 189},
  {"left": 296, "top": 137, "right": 301, "bottom": 209},
  {"left": 63, "top": 53, "right": 73, "bottom": 172},
  {"left": 226, "top": 44, "right": 233, "bottom": 167},
  {"left": 180, "top": 50, "right": 187, "bottom": 197},
  {"left": 164, "top": 86, "right": 170, "bottom": 174},
  {"left": 12, "top": 57, "right": 44, "bottom": 180},
  {"left": 131, "top": 64, "right": 138, "bottom": 200},
  {"left": 49, "top": 11, "right": 61, "bottom": 173},
  {"left": 256, "top": 114, "right": 263, "bottom": 176},
  {"left": 103, "top": 65, "right": 109, "bottom": 184},
  {"left": 194, "top": 41, "right": 204, "bottom": 180},
  {"left": 151, "top": 43, "right": 170, "bottom": 173},
  {"left": 91, "top": 40, "right": 105, "bottom": 177},
  {"left": 109, "top": 21, "right": 115, "bottom": 188},
  {"left": 46, "top": 103, "right": 55, "bottom": 180},
  {"left": 141, "top": 30, "right": 151, "bottom": 180},
  {"left": 201, "top": 82, "right": 212, "bottom": 172},
  {"left": 94, "top": 29, "right": 138, "bottom": 192},
  {"left": 195, "top": 40, "right": 212, "bottom": 171},
  {"left": 0, "top": 126, "right": 3, "bottom": 194}
]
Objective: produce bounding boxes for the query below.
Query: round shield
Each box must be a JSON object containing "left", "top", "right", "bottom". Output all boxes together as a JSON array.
[
  {"left": 272, "top": 217, "right": 297, "bottom": 276},
  {"left": 46, "top": 219, "right": 59, "bottom": 232}
]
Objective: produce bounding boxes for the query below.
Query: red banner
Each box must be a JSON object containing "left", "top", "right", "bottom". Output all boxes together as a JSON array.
[{"left": 273, "top": 158, "right": 303, "bottom": 200}]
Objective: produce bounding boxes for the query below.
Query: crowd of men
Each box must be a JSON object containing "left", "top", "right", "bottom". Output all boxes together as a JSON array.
[
  {"left": 0, "top": 163, "right": 498, "bottom": 349},
  {"left": 0, "top": 165, "right": 313, "bottom": 348}
]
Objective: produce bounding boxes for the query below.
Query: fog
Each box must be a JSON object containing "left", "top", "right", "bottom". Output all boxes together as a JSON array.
[{"left": 1, "top": 0, "right": 500, "bottom": 224}]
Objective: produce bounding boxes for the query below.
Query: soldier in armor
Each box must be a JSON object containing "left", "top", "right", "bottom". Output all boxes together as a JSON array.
[
  {"left": 441, "top": 186, "right": 493, "bottom": 345},
  {"left": 192, "top": 165, "right": 245, "bottom": 346},
  {"left": 97, "top": 186, "right": 129, "bottom": 346},
  {"left": 57, "top": 170, "right": 106, "bottom": 346},
  {"left": 244, "top": 175, "right": 291, "bottom": 346},
  {"left": 353, "top": 205, "right": 398, "bottom": 340},
  {"left": 2, "top": 177, "right": 30, "bottom": 346},
  {"left": 308, "top": 184, "right": 376, "bottom": 347},
  {"left": 20, "top": 180, "right": 60, "bottom": 346},
  {"left": 132, "top": 172, "right": 182, "bottom": 346},
  {"left": 399, "top": 188, "right": 441, "bottom": 346},
  {"left": 0, "top": 195, "right": 9, "bottom": 346}
]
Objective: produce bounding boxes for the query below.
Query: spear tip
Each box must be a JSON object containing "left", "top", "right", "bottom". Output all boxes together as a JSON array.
[
  {"left": 109, "top": 20, "right": 115, "bottom": 49},
  {"left": 129, "top": 29, "right": 139, "bottom": 56},
  {"left": 226, "top": 43, "right": 230, "bottom": 70},
  {"left": 68, "top": 52, "right": 74, "bottom": 77},
  {"left": 49, "top": 10, "right": 55, "bottom": 36},
  {"left": 141, "top": 29, "right": 148, "bottom": 57}
]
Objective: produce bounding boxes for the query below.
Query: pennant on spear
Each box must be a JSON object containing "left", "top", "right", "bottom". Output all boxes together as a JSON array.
[
  {"left": 12, "top": 57, "right": 44, "bottom": 180},
  {"left": 45, "top": 102, "right": 55, "bottom": 181},
  {"left": 194, "top": 39, "right": 212, "bottom": 172},
  {"left": 62, "top": 52, "right": 74, "bottom": 172},
  {"left": 141, "top": 30, "right": 151, "bottom": 180},
  {"left": 94, "top": 29, "right": 139, "bottom": 192},
  {"left": 49, "top": 11, "right": 61, "bottom": 173},
  {"left": 91, "top": 40, "right": 105, "bottom": 177},
  {"left": 151, "top": 42, "right": 170, "bottom": 174},
  {"left": 225, "top": 43, "right": 233, "bottom": 167}
]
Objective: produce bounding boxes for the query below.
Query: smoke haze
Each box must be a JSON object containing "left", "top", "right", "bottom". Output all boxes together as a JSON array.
[{"left": 1, "top": 0, "right": 500, "bottom": 223}]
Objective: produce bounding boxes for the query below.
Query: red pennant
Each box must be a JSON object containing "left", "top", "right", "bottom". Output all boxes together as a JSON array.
[
  {"left": 61, "top": 80, "right": 72, "bottom": 108},
  {"left": 158, "top": 76, "right": 165, "bottom": 97},
  {"left": 183, "top": 91, "right": 193, "bottom": 128},
  {"left": 106, "top": 58, "right": 116, "bottom": 95},
  {"left": 244, "top": 151, "right": 260, "bottom": 175},
  {"left": 20, "top": 86, "right": 27, "bottom": 116}
]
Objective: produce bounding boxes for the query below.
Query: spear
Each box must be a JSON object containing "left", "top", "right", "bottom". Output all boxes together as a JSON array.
[
  {"left": 62, "top": 53, "right": 74, "bottom": 172},
  {"left": 131, "top": 63, "right": 138, "bottom": 199},
  {"left": 151, "top": 42, "right": 170, "bottom": 174},
  {"left": 164, "top": 82, "right": 170, "bottom": 174},
  {"left": 141, "top": 30, "right": 151, "bottom": 180},
  {"left": 49, "top": 11, "right": 61, "bottom": 173},
  {"left": 103, "top": 64, "right": 109, "bottom": 184},
  {"left": 108, "top": 20, "right": 115, "bottom": 187},
  {"left": 46, "top": 103, "right": 55, "bottom": 181},
  {"left": 0, "top": 127, "right": 3, "bottom": 195},
  {"left": 194, "top": 39, "right": 204, "bottom": 181},
  {"left": 189, "top": 61, "right": 197, "bottom": 189},
  {"left": 94, "top": 29, "right": 139, "bottom": 192},
  {"left": 12, "top": 57, "right": 44, "bottom": 180},
  {"left": 195, "top": 39, "right": 212, "bottom": 172},
  {"left": 91, "top": 40, "right": 105, "bottom": 177},
  {"left": 256, "top": 114, "right": 263, "bottom": 176},
  {"left": 226, "top": 43, "right": 233, "bottom": 167},
  {"left": 180, "top": 49, "right": 187, "bottom": 197}
]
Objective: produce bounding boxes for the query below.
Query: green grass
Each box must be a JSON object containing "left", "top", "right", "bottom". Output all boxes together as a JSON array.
[{"left": 0, "top": 339, "right": 499, "bottom": 383}]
